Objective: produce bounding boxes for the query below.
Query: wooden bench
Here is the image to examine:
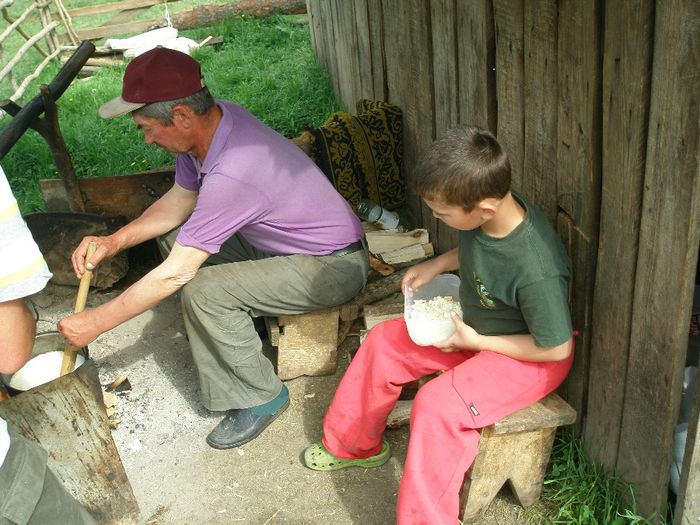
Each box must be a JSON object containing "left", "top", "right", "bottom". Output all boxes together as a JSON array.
[
  {"left": 386, "top": 392, "right": 576, "bottom": 522},
  {"left": 266, "top": 308, "right": 340, "bottom": 380}
]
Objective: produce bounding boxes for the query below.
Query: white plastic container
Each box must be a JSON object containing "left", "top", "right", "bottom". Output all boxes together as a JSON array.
[{"left": 404, "top": 273, "right": 462, "bottom": 346}]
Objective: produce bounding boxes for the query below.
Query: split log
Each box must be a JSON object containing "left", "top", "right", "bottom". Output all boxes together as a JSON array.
[
  {"left": 363, "top": 302, "right": 403, "bottom": 330},
  {"left": 77, "top": 0, "right": 306, "bottom": 40},
  {"left": 380, "top": 243, "right": 434, "bottom": 265},
  {"left": 365, "top": 228, "right": 429, "bottom": 253},
  {"left": 339, "top": 268, "right": 408, "bottom": 322},
  {"left": 170, "top": 0, "right": 306, "bottom": 29}
]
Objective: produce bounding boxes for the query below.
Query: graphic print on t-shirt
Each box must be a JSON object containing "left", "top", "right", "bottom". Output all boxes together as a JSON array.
[{"left": 473, "top": 272, "right": 496, "bottom": 309}]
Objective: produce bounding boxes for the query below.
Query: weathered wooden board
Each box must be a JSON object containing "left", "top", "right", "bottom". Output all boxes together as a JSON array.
[
  {"left": 330, "top": 0, "right": 360, "bottom": 111},
  {"left": 555, "top": 0, "right": 600, "bottom": 435},
  {"left": 316, "top": 0, "right": 340, "bottom": 107},
  {"left": 616, "top": 0, "right": 700, "bottom": 518},
  {"left": 430, "top": 0, "right": 458, "bottom": 135},
  {"left": 350, "top": 0, "right": 374, "bottom": 102},
  {"left": 492, "top": 392, "right": 576, "bottom": 435},
  {"left": 429, "top": 0, "right": 457, "bottom": 253},
  {"left": 675, "top": 368, "right": 700, "bottom": 525},
  {"left": 522, "top": 0, "right": 557, "bottom": 221},
  {"left": 461, "top": 427, "right": 557, "bottom": 522},
  {"left": 381, "top": 0, "right": 434, "bottom": 236},
  {"left": 493, "top": 0, "right": 524, "bottom": 193},
  {"left": 583, "top": 0, "right": 653, "bottom": 468},
  {"left": 455, "top": 0, "right": 495, "bottom": 132},
  {"left": 442, "top": 0, "right": 495, "bottom": 254},
  {"left": 365, "top": 0, "right": 386, "bottom": 100},
  {"left": 0, "top": 361, "right": 140, "bottom": 524}
]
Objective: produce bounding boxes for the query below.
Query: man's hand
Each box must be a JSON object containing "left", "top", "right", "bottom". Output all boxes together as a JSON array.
[
  {"left": 72, "top": 235, "right": 121, "bottom": 279},
  {"left": 432, "top": 313, "right": 482, "bottom": 353},
  {"left": 58, "top": 310, "right": 100, "bottom": 348}
]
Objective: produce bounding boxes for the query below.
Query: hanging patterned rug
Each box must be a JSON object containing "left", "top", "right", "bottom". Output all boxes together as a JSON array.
[{"left": 305, "top": 99, "right": 405, "bottom": 211}]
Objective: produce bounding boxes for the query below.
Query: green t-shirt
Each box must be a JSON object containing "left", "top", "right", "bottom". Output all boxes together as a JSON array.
[{"left": 458, "top": 192, "right": 572, "bottom": 347}]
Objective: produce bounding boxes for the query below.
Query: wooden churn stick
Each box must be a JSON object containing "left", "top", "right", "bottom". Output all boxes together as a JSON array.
[{"left": 60, "top": 241, "right": 97, "bottom": 376}]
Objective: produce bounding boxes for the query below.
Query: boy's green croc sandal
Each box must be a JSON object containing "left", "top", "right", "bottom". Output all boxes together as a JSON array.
[{"left": 304, "top": 440, "right": 391, "bottom": 471}]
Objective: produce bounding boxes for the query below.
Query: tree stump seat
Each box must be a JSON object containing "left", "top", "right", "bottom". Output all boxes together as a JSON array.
[{"left": 265, "top": 308, "right": 340, "bottom": 380}]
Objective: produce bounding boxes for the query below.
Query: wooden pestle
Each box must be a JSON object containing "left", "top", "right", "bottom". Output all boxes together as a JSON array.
[{"left": 60, "top": 241, "right": 97, "bottom": 376}]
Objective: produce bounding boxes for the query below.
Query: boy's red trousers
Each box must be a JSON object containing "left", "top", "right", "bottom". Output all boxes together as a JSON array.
[{"left": 321, "top": 318, "right": 573, "bottom": 524}]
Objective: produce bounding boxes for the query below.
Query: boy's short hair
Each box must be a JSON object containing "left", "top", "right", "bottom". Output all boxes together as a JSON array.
[{"left": 412, "top": 127, "right": 511, "bottom": 211}]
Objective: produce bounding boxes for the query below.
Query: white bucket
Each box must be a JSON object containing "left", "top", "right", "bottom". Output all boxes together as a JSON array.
[{"left": 1, "top": 332, "right": 86, "bottom": 394}]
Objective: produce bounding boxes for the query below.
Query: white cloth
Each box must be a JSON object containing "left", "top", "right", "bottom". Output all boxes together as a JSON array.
[
  {"left": 105, "top": 27, "right": 199, "bottom": 58},
  {"left": 0, "top": 165, "right": 52, "bottom": 302},
  {"left": 0, "top": 417, "right": 9, "bottom": 469}
]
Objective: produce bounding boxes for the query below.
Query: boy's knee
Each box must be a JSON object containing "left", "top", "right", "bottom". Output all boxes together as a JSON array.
[{"left": 411, "top": 376, "right": 455, "bottom": 423}]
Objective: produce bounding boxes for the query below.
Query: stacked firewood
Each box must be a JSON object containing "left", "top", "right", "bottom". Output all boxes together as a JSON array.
[{"left": 337, "top": 224, "right": 434, "bottom": 346}]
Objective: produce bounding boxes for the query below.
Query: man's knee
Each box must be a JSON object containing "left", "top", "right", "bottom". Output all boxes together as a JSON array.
[{"left": 181, "top": 271, "right": 219, "bottom": 311}]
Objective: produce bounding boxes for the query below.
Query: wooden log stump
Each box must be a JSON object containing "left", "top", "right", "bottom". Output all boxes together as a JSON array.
[{"left": 267, "top": 308, "right": 340, "bottom": 380}]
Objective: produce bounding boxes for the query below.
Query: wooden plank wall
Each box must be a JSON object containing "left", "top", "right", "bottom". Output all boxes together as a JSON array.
[{"left": 306, "top": 0, "right": 700, "bottom": 519}]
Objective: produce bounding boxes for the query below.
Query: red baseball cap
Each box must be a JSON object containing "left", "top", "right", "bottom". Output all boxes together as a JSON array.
[{"left": 99, "top": 47, "right": 205, "bottom": 119}]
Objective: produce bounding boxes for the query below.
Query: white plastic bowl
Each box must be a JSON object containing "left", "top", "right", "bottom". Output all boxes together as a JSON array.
[{"left": 404, "top": 273, "right": 462, "bottom": 346}]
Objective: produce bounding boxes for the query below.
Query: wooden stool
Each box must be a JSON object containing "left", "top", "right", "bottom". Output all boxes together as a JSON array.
[
  {"left": 266, "top": 308, "right": 340, "bottom": 380},
  {"left": 385, "top": 392, "right": 576, "bottom": 521},
  {"left": 460, "top": 393, "right": 577, "bottom": 522}
]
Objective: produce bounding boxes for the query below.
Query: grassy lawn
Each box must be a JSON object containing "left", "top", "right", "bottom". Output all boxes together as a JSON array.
[{"left": 1, "top": 7, "right": 340, "bottom": 212}]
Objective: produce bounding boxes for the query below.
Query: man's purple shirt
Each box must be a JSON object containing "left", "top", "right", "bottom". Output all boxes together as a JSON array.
[{"left": 175, "top": 101, "right": 363, "bottom": 255}]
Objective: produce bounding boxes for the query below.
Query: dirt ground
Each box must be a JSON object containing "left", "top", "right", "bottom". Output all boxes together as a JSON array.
[{"left": 28, "top": 270, "right": 544, "bottom": 525}]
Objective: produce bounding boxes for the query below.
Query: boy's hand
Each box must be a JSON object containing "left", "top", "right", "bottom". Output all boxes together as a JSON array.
[
  {"left": 433, "top": 313, "right": 482, "bottom": 353},
  {"left": 401, "top": 259, "right": 442, "bottom": 293}
]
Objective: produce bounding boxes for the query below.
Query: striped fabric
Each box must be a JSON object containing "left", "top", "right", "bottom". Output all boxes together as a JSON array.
[{"left": 0, "top": 166, "right": 51, "bottom": 302}]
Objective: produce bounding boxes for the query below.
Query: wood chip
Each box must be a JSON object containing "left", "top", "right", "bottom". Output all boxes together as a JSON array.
[
  {"left": 107, "top": 375, "right": 131, "bottom": 392},
  {"left": 103, "top": 391, "right": 119, "bottom": 408}
]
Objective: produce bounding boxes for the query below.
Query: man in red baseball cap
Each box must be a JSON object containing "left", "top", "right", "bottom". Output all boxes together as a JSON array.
[{"left": 59, "top": 47, "right": 369, "bottom": 450}]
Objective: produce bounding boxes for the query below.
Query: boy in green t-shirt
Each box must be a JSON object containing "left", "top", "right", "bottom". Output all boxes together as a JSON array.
[{"left": 303, "top": 127, "right": 574, "bottom": 524}]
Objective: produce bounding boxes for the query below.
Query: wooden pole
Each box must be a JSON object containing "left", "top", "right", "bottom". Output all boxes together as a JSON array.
[
  {"left": 60, "top": 241, "right": 97, "bottom": 376},
  {"left": 0, "top": 40, "right": 94, "bottom": 161}
]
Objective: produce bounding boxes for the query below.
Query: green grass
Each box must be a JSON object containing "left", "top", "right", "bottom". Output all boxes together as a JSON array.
[
  {"left": 1, "top": 14, "right": 341, "bottom": 213},
  {"left": 528, "top": 431, "right": 663, "bottom": 525}
]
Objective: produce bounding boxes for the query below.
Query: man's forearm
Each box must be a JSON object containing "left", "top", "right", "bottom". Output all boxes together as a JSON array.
[
  {"left": 90, "top": 266, "right": 188, "bottom": 333},
  {"left": 60, "top": 243, "right": 209, "bottom": 346}
]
